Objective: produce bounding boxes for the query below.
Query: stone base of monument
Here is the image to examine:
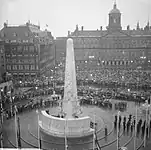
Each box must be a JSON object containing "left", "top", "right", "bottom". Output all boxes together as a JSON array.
[{"left": 39, "top": 110, "right": 94, "bottom": 138}]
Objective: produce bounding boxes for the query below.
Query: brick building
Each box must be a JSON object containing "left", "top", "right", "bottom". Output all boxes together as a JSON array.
[
  {"left": 0, "top": 22, "right": 54, "bottom": 80},
  {"left": 55, "top": 2, "right": 151, "bottom": 71},
  {"left": 0, "top": 39, "right": 5, "bottom": 82}
]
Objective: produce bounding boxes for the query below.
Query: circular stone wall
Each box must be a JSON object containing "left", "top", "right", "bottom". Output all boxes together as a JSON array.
[{"left": 39, "top": 110, "right": 94, "bottom": 138}]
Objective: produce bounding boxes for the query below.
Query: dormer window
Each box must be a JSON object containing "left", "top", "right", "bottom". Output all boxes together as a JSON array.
[{"left": 13, "top": 32, "right": 17, "bottom": 36}]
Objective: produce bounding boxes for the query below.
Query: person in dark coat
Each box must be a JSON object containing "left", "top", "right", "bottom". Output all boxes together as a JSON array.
[
  {"left": 115, "top": 115, "right": 117, "bottom": 123},
  {"left": 142, "top": 121, "right": 146, "bottom": 136},
  {"left": 123, "top": 121, "right": 126, "bottom": 132},
  {"left": 123, "top": 116, "right": 126, "bottom": 124},
  {"left": 130, "top": 123, "right": 133, "bottom": 134},
  {"left": 128, "top": 114, "right": 132, "bottom": 122},
  {"left": 127, "top": 120, "right": 130, "bottom": 133},
  {"left": 105, "top": 126, "right": 108, "bottom": 136},
  {"left": 133, "top": 119, "right": 136, "bottom": 127},
  {"left": 114, "top": 120, "right": 117, "bottom": 129},
  {"left": 137, "top": 123, "right": 140, "bottom": 136},
  {"left": 138, "top": 119, "right": 142, "bottom": 127},
  {"left": 119, "top": 115, "right": 122, "bottom": 125}
]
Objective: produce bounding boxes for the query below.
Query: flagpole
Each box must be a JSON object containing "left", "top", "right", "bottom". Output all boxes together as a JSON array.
[
  {"left": 148, "top": 97, "right": 150, "bottom": 139},
  {"left": 134, "top": 104, "right": 137, "bottom": 150},
  {"left": 117, "top": 111, "right": 120, "bottom": 150},
  {"left": 65, "top": 118, "right": 68, "bottom": 150},
  {"left": 37, "top": 110, "right": 41, "bottom": 150},
  {"left": 93, "top": 112, "right": 96, "bottom": 150},
  {"left": 17, "top": 117, "right": 22, "bottom": 148},
  {"left": 144, "top": 100, "right": 148, "bottom": 147},
  {"left": 0, "top": 101, "right": 3, "bottom": 148},
  {"left": 14, "top": 105, "right": 18, "bottom": 148}
]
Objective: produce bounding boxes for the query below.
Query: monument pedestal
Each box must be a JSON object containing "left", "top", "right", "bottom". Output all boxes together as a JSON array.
[{"left": 39, "top": 110, "right": 94, "bottom": 138}]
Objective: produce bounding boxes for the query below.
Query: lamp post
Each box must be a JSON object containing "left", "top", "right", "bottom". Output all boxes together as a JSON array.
[
  {"left": 0, "top": 88, "right": 4, "bottom": 148},
  {"left": 134, "top": 96, "right": 138, "bottom": 150},
  {"left": 8, "top": 91, "right": 13, "bottom": 117},
  {"left": 147, "top": 97, "right": 151, "bottom": 139},
  {"left": 143, "top": 100, "right": 150, "bottom": 147},
  {"left": 117, "top": 111, "right": 120, "bottom": 150}
]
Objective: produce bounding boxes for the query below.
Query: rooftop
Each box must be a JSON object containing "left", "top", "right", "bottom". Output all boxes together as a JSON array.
[{"left": 109, "top": 3, "right": 120, "bottom": 14}]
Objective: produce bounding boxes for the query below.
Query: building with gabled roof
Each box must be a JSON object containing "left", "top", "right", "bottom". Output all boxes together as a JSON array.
[
  {"left": 0, "top": 38, "right": 5, "bottom": 82},
  {"left": 0, "top": 21, "right": 54, "bottom": 81}
]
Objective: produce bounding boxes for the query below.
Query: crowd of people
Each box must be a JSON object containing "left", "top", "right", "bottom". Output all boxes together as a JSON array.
[
  {"left": 11, "top": 68, "right": 151, "bottom": 90},
  {"left": 114, "top": 114, "right": 151, "bottom": 138},
  {"left": 4, "top": 96, "right": 59, "bottom": 120}
]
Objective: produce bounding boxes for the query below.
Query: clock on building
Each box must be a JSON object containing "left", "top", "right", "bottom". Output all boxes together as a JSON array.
[{"left": 114, "top": 19, "right": 116, "bottom": 23}]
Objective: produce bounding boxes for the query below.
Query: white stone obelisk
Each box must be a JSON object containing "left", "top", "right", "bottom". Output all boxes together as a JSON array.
[{"left": 63, "top": 38, "right": 80, "bottom": 118}]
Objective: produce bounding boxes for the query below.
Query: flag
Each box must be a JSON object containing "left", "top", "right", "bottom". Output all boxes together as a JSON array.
[{"left": 17, "top": 117, "right": 21, "bottom": 148}]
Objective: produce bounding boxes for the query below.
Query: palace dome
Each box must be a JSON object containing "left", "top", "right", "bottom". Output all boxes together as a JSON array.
[{"left": 109, "top": 3, "right": 120, "bottom": 14}]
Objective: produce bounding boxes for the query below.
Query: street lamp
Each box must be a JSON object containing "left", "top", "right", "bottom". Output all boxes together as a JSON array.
[
  {"left": 0, "top": 88, "right": 3, "bottom": 148},
  {"left": 8, "top": 91, "right": 13, "bottom": 117},
  {"left": 142, "top": 100, "right": 151, "bottom": 147}
]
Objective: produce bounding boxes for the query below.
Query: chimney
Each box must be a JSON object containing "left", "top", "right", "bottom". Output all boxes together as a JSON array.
[
  {"left": 76, "top": 24, "right": 79, "bottom": 31},
  {"left": 4, "top": 22, "right": 7, "bottom": 28},
  {"left": 127, "top": 25, "right": 130, "bottom": 30},
  {"left": 100, "top": 26, "right": 103, "bottom": 30},
  {"left": 26, "top": 22, "right": 29, "bottom": 26},
  {"left": 38, "top": 21, "right": 40, "bottom": 29},
  {"left": 81, "top": 26, "right": 84, "bottom": 31},
  {"left": 68, "top": 31, "right": 70, "bottom": 37},
  {"left": 137, "top": 22, "right": 140, "bottom": 30}
]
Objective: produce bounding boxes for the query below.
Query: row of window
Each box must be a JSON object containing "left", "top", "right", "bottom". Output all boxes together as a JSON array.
[
  {"left": 6, "top": 54, "right": 37, "bottom": 57},
  {"left": 74, "top": 50, "right": 146, "bottom": 60},
  {"left": 76, "top": 60, "right": 148, "bottom": 66},
  {"left": 9, "top": 45, "right": 36, "bottom": 53},
  {"left": 6, "top": 65, "right": 39, "bottom": 70},
  {"left": 6, "top": 58, "right": 38, "bottom": 63},
  {"left": 73, "top": 38, "right": 151, "bottom": 49}
]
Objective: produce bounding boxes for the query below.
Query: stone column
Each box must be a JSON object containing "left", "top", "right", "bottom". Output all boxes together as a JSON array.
[{"left": 63, "top": 38, "right": 80, "bottom": 118}]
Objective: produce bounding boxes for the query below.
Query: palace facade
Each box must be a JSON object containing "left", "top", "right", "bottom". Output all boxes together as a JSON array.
[{"left": 55, "top": 2, "right": 151, "bottom": 71}]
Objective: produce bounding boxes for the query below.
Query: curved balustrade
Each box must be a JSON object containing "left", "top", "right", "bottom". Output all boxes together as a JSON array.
[{"left": 39, "top": 110, "right": 94, "bottom": 137}]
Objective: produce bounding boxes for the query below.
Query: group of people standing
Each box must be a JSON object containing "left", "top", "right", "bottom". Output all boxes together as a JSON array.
[{"left": 114, "top": 114, "right": 151, "bottom": 137}]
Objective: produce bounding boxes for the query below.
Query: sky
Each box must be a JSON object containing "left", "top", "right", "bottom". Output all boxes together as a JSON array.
[{"left": 0, "top": 0, "right": 151, "bottom": 37}]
